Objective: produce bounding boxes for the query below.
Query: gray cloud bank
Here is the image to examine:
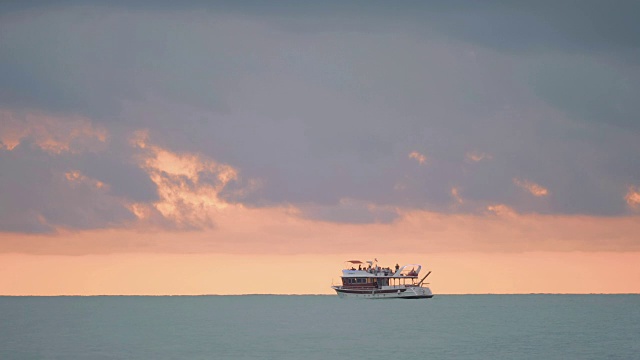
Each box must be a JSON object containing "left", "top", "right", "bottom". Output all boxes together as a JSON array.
[{"left": 1, "top": 1, "right": 639, "bottom": 232}]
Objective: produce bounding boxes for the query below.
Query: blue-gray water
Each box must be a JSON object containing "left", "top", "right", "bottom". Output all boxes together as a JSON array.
[{"left": 1, "top": 295, "right": 638, "bottom": 359}]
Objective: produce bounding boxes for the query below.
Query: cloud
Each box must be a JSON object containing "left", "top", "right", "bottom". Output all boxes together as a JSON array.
[
  {"left": 465, "top": 151, "right": 492, "bottom": 163},
  {"left": 451, "top": 187, "right": 463, "bottom": 205},
  {"left": 513, "top": 178, "right": 549, "bottom": 197},
  {"left": 298, "top": 198, "right": 399, "bottom": 224},
  {"left": 0, "top": 112, "right": 137, "bottom": 233},
  {"left": 3, "top": 208, "right": 640, "bottom": 256},
  {"left": 0, "top": 110, "right": 107, "bottom": 153},
  {"left": 0, "top": 111, "right": 254, "bottom": 233},
  {"left": 626, "top": 186, "right": 640, "bottom": 210},
  {"left": 129, "top": 130, "right": 248, "bottom": 230},
  {"left": 2, "top": 2, "right": 638, "bottom": 59},
  {"left": 408, "top": 151, "right": 426, "bottom": 165},
  {"left": 486, "top": 204, "right": 517, "bottom": 218},
  {"left": 0, "top": 1, "right": 638, "bottom": 233},
  {"left": 0, "top": 142, "right": 137, "bottom": 233},
  {"left": 526, "top": 55, "right": 640, "bottom": 132}
]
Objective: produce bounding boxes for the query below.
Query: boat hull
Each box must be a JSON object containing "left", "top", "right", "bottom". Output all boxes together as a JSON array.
[{"left": 332, "top": 286, "right": 433, "bottom": 299}]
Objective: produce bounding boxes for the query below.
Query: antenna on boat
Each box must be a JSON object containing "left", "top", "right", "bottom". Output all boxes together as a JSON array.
[{"left": 416, "top": 271, "right": 431, "bottom": 287}]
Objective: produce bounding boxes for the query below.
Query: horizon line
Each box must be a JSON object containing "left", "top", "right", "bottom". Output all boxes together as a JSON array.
[{"left": 2, "top": 293, "right": 640, "bottom": 297}]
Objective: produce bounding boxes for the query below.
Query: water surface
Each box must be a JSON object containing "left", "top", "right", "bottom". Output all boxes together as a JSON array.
[{"left": 1, "top": 295, "right": 638, "bottom": 359}]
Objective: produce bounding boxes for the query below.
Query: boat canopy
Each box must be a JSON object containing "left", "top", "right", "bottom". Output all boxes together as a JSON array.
[
  {"left": 346, "top": 260, "right": 363, "bottom": 264},
  {"left": 397, "top": 264, "right": 422, "bottom": 277}
]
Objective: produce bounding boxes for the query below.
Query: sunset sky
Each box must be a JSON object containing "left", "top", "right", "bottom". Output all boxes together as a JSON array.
[{"left": 1, "top": 2, "right": 639, "bottom": 295}]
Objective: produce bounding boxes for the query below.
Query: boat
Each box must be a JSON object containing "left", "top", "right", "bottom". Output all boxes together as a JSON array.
[{"left": 331, "top": 259, "right": 433, "bottom": 299}]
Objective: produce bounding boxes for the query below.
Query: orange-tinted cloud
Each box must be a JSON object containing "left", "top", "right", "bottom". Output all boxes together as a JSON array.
[
  {"left": 451, "top": 187, "right": 463, "bottom": 204},
  {"left": 65, "top": 170, "right": 106, "bottom": 190},
  {"left": 465, "top": 150, "right": 492, "bottom": 162},
  {"left": 127, "top": 130, "right": 254, "bottom": 230},
  {"left": 626, "top": 186, "right": 640, "bottom": 210},
  {"left": 486, "top": 203, "right": 517, "bottom": 217},
  {"left": 0, "top": 121, "right": 254, "bottom": 232},
  {"left": 1, "top": 121, "right": 639, "bottom": 253},
  {"left": 513, "top": 178, "right": 549, "bottom": 197},
  {"left": 2, "top": 206, "right": 640, "bottom": 256},
  {"left": 0, "top": 110, "right": 107, "bottom": 153},
  {"left": 408, "top": 151, "right": 426, "bottom": 165}
]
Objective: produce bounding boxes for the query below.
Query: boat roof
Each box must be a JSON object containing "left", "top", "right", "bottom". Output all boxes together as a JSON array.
[{"left": 341, "top": 264, "right": 423, "bottom": 278}]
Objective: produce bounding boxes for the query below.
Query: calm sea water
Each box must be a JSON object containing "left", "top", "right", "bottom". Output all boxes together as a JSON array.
[{"left": 1, "top": 295, "right": 638, "bottom": 359}]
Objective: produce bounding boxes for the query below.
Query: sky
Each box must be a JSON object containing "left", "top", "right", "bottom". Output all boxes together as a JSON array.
[{"left": 1, "top": 1, "right": 639, "bottom": 295}]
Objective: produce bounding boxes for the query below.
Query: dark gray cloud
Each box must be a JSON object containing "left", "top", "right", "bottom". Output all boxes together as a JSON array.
[
  {"left": 527, "top": 55, "right": 640, "bottom": 131},
  {"left": 0, "top": 141, "right": 137, "bottom": 233},
  {"left": 4, "top": 1, "right": 638, "bottom": 54},
  {"left": 75, "top": 151, "right": 158, "bottom": 203},
  {"left": 0, "top": 2, "right": 639, "bottom": 233},
  {"left": 2, "top": 1, "right": 639, "bottom": 118}
]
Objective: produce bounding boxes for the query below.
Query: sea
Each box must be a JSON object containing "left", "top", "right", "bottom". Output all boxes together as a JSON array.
[{"left": 1, "top": 295, "right": 638, "bottom": 359}]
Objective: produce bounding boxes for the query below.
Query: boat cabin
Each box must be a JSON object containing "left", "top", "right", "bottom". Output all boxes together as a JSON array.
[{"left": 340, "top": 260, "right": 426, "bottom": 289}]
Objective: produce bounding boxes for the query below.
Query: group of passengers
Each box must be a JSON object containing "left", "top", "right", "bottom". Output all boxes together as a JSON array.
[{"left": 348, "top": 263, "right": 401, "bottom": 276}]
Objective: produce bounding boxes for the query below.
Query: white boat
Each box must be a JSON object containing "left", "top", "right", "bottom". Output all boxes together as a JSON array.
[{"left": 331, "top": 259, "right": 433, "bottom": 299}]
